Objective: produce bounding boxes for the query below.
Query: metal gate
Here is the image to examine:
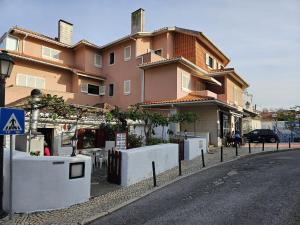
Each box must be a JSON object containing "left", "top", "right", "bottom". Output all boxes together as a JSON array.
[{"left": 107, "top": 150, "right": 122, "bottom": 185}]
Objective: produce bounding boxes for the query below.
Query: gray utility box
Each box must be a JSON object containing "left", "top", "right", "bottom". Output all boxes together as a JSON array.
[{"left": 16, "top": 133, "right": 45, "bottom": 156}]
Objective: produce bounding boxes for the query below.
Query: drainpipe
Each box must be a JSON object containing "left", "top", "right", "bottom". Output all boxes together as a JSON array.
[
  {"left": 22, "top": 34, "right": 28, "bottom": 54},
  {"left": 140, "top": 56, "right": 145, "bottom": 102},
  {"left": 28, "top": 89, "right": 42, "bottom": 152}
]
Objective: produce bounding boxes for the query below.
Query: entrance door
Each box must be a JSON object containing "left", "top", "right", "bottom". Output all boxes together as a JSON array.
[{"left": 37, "top": 128, "right": 54, "bottom": 155}]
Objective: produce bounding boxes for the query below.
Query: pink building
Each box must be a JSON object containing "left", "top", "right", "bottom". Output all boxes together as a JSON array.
[{"left": 0, "top": 9, "right": 250, "bottom": 147}]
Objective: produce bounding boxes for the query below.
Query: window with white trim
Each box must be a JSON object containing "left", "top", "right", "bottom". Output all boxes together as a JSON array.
[
  {"left": 80, "top": 83, "right": 104, "bottom": 95},
  {"left": 124, "top": 46, "right": 131, "bottom": 61},
  {"left": 0, "top": 35, "right": 19, "bottom": 51},
  {"left": 42, "top": 46, "right": 60, "bottom": 60},
  {"left": 124, "top": 80, "right": 131, "bottom": 95},
  {"left": 181, "top": 72, "right": 191, "bottom": 92},
  {"left": 94, "top": 54, "right": 102, "bottom": 68},
  {"left": 16, "top": 74, "right": 45, "bottom": 89},
  {"left": 205, "top": 53, "right": 214, "bottom": 68}
]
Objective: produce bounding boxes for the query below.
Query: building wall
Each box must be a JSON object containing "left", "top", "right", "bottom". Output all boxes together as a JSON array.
[
  {"left": 5, "top": 60, "right": 102, "bottom": 106},
  {"left": 144, "top": 64, "right": 178, "bottom": 102},
  {"left": 226, "top": 75, "right": 244, "bottom": 108},
  {"left": 101, "top": 39, "right": 142, "bottom": 108},
  {"left": 174, "top": 32, "right": 196, "bottom": 64},
  {"left": 179, "top": 105, "right": 219, "bottom": 146}
]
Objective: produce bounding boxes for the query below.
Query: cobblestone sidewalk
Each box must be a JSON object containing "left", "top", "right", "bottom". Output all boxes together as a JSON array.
[{"left": 0, "top": 144, "right": 298, "bottom": 225}]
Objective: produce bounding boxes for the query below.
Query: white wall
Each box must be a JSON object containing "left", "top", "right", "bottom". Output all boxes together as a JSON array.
[
  {"left": 184, "top": 138, "right": 207, "bottom": 160},
  {"left": 3, "top": 149, "right": 91, "bottom": 213},
  {"left": 120, "top": 144, "right": 178, "bottom": 186}
]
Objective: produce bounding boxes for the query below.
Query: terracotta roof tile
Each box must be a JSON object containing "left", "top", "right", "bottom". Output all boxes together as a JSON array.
[{"left": 143, "top": 92, "right": 214, "bottom": 105}]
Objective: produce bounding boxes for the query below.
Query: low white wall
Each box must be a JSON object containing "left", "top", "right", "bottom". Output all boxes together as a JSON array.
[
  {"left": 3, "top": 149, "right": 91, "bottom": 213},
  {"left": 120, "top": 144, "right": 178, "bottom": 186},
  {"left": 184, "top": 138, "right": 207, "bottom": 160}
]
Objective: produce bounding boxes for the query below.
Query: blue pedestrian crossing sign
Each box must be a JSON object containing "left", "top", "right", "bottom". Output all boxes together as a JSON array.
[{"left": 0, "top": 108, "right": 25, "bottom": 135}]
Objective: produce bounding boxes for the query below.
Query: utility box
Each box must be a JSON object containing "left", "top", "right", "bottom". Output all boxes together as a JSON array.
[{"left": 16, "top": 133, "right": 44, "bottom": 156}]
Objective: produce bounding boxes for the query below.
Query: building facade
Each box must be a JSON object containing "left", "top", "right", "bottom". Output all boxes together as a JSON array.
[{"left": 1, "top": 8, "right": 252, "bottom": 147}]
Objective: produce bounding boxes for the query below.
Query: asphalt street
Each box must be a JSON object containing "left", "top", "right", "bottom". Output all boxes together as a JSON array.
[{"left": 91, "top": 150, "right": 300, "bottom": 225}]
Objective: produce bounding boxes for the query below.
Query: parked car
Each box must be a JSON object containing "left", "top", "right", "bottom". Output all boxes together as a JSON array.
[{"left": 243, "top": 129, "right": 279, "bottom": 143}]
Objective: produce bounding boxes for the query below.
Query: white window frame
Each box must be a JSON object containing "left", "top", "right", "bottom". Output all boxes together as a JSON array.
[
  {"left": 181, "top": 72, "right": 191, "bottom": 92},
  {"left": 81, "top": 83, "right": 104, "bottom": 96},
  {"left": 124, "top": 46, "right": 131, "bottom": 61},
  {"left": 16, "top": 74, "right": 45, "bottom": 89},
  {"left": 4, "top": 35, "right": 19, "bottom": 51},
  {"left": 205, "top": 53, "right": 215, "bottom": 69},
  {"left": 42, "top": 46, "right": 60, "bottom": 61},
  {"left": 94, "top": 54, "right": 102, "bottom": 68},
  {"left": 108, "top": 52, "right": 115, "bottom": 65},
  {"left": 123, "top": 80, "right": 131, "bottom": 95}
]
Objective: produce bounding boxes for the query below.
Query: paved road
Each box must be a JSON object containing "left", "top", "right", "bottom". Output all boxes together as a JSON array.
[{"left": 91, "top": 150, "right": 300, "bottom": 225}]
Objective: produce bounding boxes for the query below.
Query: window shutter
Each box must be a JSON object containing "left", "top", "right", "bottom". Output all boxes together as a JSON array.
[
  {"left": 124, "top": 46, "right": 131, "bottom": 61},
  {"left": 124, "top": 80, "right": 131, "bottom": 95},
  {"left": 99, "top": 85, "right": 106, "bottom": 95},
  {"left": 205, "top": 53, "right": 210, "bottom": 65},
  {"left": 80, "top": 83, "right": 88, "bottom": 93},
  {"left": 213, "top": 59, "right": 217, "bottom": 69}
]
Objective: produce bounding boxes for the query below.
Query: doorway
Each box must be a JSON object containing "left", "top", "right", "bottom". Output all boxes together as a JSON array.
[{"left": 37, "top": 128, "right": 54, "bottom": 155}]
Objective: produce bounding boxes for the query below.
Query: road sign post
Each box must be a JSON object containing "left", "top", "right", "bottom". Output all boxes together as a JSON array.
[{"left": 0, "top": 108, "right": 25, "bottom": 220}]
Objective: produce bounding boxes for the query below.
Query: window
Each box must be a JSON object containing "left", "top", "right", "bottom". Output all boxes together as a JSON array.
[
  {"left": 0, "top": 35, "right": 19, "bottom": 51},
  {"left": 154, "top": 49, "right": 162, "bottom": 56},
  {"left": 109, "top": 52, "right": 115, "bottom": 65},
  {"left": 205, "top": 53, "right": 214, "bottom": 69},
  {"left": 181, "top": 72, "right": 191, "bottom": 92},
  {"left": 124, "top": 80, "right": 131, "bottom": 95},
  {"left": 6, "top": 36, "right": 19, "bottom": 51},
  {"left": 124, "top": 46, "right": 131, "bottom": 61},
  {"left": 16, "top": 74, "right": 45, "bottom": 89},
  {"left": 42, "top": 46, "right": 60, "bottom": 60},
  {"left": 81, "top": 83, "right": 104, "bottom": 95},
  {"left": 94, "top": 54, "right": 102, "bottom": 68},
  {"left": 88, "top": 84, "right": 100, "bottom": 95},
  {"left": 208, "top": 56, "right": 214, "bottom": 68},
  {"left": 109, "top": 84, "right": 114, "bottom": 96}
]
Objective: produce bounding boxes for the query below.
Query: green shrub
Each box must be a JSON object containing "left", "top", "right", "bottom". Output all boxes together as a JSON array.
[
  {"left": 128, "top": 134, "right": 143, "bottom": 149},
  {"left": 146, "top": 137, "right": 164, "bottom": 146}
]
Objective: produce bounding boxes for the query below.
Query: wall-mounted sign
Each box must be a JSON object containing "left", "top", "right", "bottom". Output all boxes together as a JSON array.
[
  {"left": 115, "top": 132, "right": 128, "bottom": 150},
  {"left": 0, "top": 108, "right": 25, "bottom": 135},
  {"left": 69, "top": 162, "right": 85, "bottom": 179}
]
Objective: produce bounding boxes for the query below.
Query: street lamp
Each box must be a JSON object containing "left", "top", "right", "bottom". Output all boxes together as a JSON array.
[
  {"left": 71, "top": 134, "right": 78, "bottom": 157},
  {"left": 0, "top": 50, "right": 14, "bottom": 217}
]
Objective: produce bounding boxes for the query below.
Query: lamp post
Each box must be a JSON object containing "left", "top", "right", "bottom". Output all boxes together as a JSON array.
[
  {"left": 0, "top": 50, "right": 14, "bottom": 216},
  {"left": 71, "top": 134, "right": 78, "bottom": 157}
]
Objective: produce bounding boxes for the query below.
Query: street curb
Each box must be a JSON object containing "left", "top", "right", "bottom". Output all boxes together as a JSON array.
[{"left": 80, "top": 147, "right": 300, "bottom": 225}]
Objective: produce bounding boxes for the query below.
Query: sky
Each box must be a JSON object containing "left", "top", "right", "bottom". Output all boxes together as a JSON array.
[{"left": 0, "top": 0, "right": 299, "bottom": 109}]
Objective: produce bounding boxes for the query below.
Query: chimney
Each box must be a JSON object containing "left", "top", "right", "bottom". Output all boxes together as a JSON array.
[
  {"left": 58, "top": 20, "right": 73, "bottom": 45},
  {"left": 131, "top": 8, "right": 144, "bottom": 34}
]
